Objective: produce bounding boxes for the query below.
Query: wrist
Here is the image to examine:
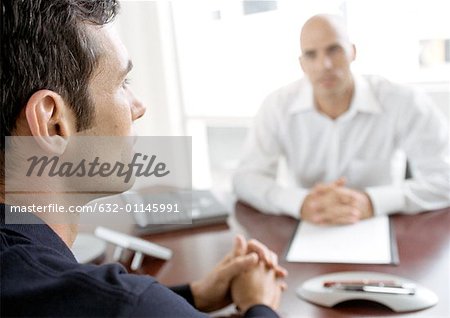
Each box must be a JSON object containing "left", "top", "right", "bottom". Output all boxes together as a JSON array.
[
  {"left": 238, "top": 302, "right": 277, "bottom": 314},
  {"left": 362, "top": 192, "right": 374, "bottom": 219},
  {"left": 243, "top": 304, "right": 279, "bottom": 318},
  {"left": 236, "top": 302, "right": 257, "bottom": 314},
  {"left": 236, "top": 297, "right": 275, "bottom": 313},
  {"left": 190, "top": 280, "right": 207, "bottom": 311}
]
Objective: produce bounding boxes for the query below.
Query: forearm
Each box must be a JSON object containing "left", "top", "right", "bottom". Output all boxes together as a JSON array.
[
  {"left": 233, "top": 172, "right": 307, "bottom": 218},
  {"left": 389, "top": 90, "right": 450, "bottom": 214},
  {"left": 366, "top": 180, "right": 450, "bottom": 215}
]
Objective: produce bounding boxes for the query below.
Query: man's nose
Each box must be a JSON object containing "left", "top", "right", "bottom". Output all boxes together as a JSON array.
[
  {"left": 317, "top": 54, "right": 333, "bottom": 70},
  {"left": 132, "top": 95, "right": 146, "bottom": 121}
]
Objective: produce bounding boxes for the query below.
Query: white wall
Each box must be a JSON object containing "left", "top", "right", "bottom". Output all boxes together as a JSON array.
[{"left": 115, "top": 1, "right": 185, "bottom": 136}]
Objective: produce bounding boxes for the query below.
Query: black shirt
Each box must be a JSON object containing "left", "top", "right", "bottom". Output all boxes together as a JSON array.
[{"left": 0, "top": 205, "right": 278, "bottom": 317}]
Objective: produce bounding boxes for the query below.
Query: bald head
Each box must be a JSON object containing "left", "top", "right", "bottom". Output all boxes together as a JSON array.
[
  {"left": 298, "top": 14, "right": 356, "bottom": 102},
  {"left": 300, "top": 14, "right": 351, "bottom": 52}
]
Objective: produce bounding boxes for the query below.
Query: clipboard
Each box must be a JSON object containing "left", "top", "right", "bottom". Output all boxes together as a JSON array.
[{"left": 284, "top": 216, "right": 399, "bottom": 265}]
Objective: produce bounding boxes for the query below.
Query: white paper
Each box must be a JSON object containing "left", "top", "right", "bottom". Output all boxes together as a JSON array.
[{"left": 286, "top": 216, "right": 393, "bottom": 264}]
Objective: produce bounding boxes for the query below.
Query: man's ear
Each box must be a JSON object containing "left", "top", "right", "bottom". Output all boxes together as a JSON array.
[
  {"left": 350, "top": 44, "right": 356, "bottom": 61},
  {"left": 25, "top": 90, "right": 75, "bottom": 154},
  {"left": 299, "top": 55, "right": 305, "bottom": 72}
]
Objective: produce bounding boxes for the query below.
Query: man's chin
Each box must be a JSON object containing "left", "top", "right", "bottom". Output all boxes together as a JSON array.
[{"left": 316, "top": 86, "right": 339, "bottom": 97}]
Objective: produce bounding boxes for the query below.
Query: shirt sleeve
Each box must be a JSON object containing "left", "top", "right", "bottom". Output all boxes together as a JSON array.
[
  {"left": 233, "top": 95, "right": 308, "bottom": 218},
  {"left": 244, "top": 304, "right": 280, "bottom": 318},
  {"left": 131, "top": 281, "right": 208, "bottom": 317},
  {"left": 366, "top": 89, "right": 450, "bottom": 215},
  {"left": 169, "top": 284, "right": 195, "bottom": 307},
  {"left": 365, "top": 185, "right": 405, "bottom": 216}
]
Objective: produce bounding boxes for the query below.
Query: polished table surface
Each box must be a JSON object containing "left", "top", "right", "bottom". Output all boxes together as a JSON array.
[{"left": 88, "top": 203, "right": 450, "bottom": 318}]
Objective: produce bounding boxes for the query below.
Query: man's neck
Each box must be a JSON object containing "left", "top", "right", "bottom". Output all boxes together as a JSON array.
[
  {"left": 315, "top": 84, "right": 355, "bottom": 120},
  {"left": 3, "top": 191, "right": 83, "bottom": 248},
  {"left": 1, "top": 193, "right": 78, "bottom": 248},
  {"left": 49, "top": 223, "right": 79, "bottom": 248}
]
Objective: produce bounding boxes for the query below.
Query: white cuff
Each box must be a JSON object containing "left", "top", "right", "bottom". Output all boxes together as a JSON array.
[
  {"left": 268, "top": 186, "right": 307, "bottom": 219},
  {"left": 365, "top": 185, "right": 405, "bottom": 216}
]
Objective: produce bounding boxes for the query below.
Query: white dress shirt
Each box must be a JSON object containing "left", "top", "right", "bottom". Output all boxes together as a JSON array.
[{"left": 233, "top": 75, "right": 450, "bottom": 218}]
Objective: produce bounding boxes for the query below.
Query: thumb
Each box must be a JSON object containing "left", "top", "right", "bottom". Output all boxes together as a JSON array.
[
  {"left": 220, "top": 253, "right": 258, "bottom": 280},
  {"left": 333, "top": 177, "right": 346, "bottom": 187},
  {"left": 312, "top": 183, "right": 327, "bottom": 195},
  {"left": 233, "top": 234, "right": 247, "bottom": 257}
]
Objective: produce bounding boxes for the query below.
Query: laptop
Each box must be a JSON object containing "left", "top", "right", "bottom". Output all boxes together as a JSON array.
[{"left": 122, "top": 190, "right": 229, "bottom": 234}]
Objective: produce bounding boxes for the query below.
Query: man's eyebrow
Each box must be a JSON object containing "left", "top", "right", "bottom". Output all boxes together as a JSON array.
[
  {"left": 302, "top": 49, "right": 315, "bottom": 56},
  {"left": 327, "top": 43, "right": 342, "bottom": 50}
]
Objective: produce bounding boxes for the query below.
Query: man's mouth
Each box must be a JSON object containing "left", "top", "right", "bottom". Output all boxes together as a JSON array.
[{"left": 318, "top": 77, "right": 336, "bottom": 87}]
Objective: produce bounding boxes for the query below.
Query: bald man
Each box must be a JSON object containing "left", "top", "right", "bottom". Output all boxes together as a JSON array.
[{"left": 233, "top": 14, "right": 450, "bottom": 224}]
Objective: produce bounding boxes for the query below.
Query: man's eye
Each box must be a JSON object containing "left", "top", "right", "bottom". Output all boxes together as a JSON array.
[
  {"left": 303, "top": 52, "right": 316, "bottom": 59},
  {"left": 328, "top": 45, "right": 342, "bottom": 54},
  {"left": 122, "top": 78, "right": 131, "bottom": 88}
]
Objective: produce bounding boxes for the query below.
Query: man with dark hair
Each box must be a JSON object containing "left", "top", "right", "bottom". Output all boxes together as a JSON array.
[
  {"left": 1, "top": 0, "right": 112, "bottom": 142},
  {"left": 0, "top": 1, "right": 287, "bottom": 317}
]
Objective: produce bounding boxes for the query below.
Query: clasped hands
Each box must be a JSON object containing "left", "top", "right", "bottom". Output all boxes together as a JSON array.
[
  {"left": 301, "top": 178, "right": 374, "bottom": 225},
  {"left": 190, "top": 235, "right": 287, "bottom": 314}
]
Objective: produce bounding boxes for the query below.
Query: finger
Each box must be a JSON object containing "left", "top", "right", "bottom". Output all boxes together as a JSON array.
[
  {"left": 311, "top": 204, "right": 349, "bottom": 224},
  {"left": 333, "top": 177, "right": 347, "bottom": 187},
  {"left": 269, "top": 252, "right": 288, "bottom": 277},
  {"left": 323, "top": 205, "right": 360, "bottom": 224},
  {"left": 309, "top": 212, "right": 324, "bottom": 224},
  {"left": 332, "top": 213, "right": 359, "bottom": 224},
  {"left": 314, "top": 178, "right": 344, "bottom": 194},
  {"left": 221, "top": 235, "right": 247, "bottom": 265},
  {"left": 312, "top": 183, "right": 328, "bottom": 195},
  {"left": 233, "top": 234, "right": 247, "bottom": 257},
  {"left": 308, "top": 193, "right": 327, "bottom": 212},
  {"left": 270, "top": 251, "right": 278, "bottom": 268},
  {"left": 247, "top": 239, "right": 274, "bottom": 267},
  {"left": 308, "top": 206, "right": 327, "bottom": 223},
  {"left": 220, "top": 253, "right": 259, "bottom": 279},
  {"left": 275, "top": 265, "right": 288, "bottom": 278},
  {"left": 335, "top": 187, "right": 356, "bottom": 205},
  {"left": 250, "top": 245, "right": 287, "bottom": 277},
  {"left": 308, "top": 198, "right": 320, "bottom": 211},
  {"left": 264, "top": 264, "right": 276, "bottom": 278},
  {"left": 312, "top": 189, "right": 342, "bottom": 213},
  {"left": 301, "top": 197, "right": 321, "bottom": 219}
]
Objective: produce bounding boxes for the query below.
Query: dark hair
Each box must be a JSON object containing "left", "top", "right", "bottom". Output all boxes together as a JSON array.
[{"left": 1, "top": 0, "right": 119, "bottom": 149}]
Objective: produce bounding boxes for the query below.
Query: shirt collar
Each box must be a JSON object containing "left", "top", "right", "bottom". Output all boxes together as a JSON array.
[
  {"left": 288, "top": 75, "right": 382, "bottom": 115},
  {"left": 350, "top": 74, "right": 382, "bottom": 114},
  {"left": 288, "top": 78, "right": 315, "bottom": 114}
]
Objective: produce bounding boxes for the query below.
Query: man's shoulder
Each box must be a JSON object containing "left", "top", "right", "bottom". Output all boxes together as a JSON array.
[
  {"left": 260, "top": 78, "right": 310, "bottom": 114},
  {"left": 2, "top": 235, "right": 156, "bottom": 291},
  {"left": 359, "top": 74, "right": 430, "bottom": 113},
  {"left": 361, "top": 74, "right": 420, "bottom": 100},
  {"left": 1, "top": 237, "right": 159, "bottom": 316},
  {"left": 266, "top": 78, "right": 308, "bottom": 101}
]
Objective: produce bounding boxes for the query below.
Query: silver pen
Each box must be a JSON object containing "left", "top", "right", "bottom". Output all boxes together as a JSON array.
[{"left": 323, "top": 280, "right": 416, "bottom": 295}]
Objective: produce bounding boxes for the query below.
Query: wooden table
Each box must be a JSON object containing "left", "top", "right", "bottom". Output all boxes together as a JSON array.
[{"left": 91, "top": 203, "right": 450, "bottom": 318}]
